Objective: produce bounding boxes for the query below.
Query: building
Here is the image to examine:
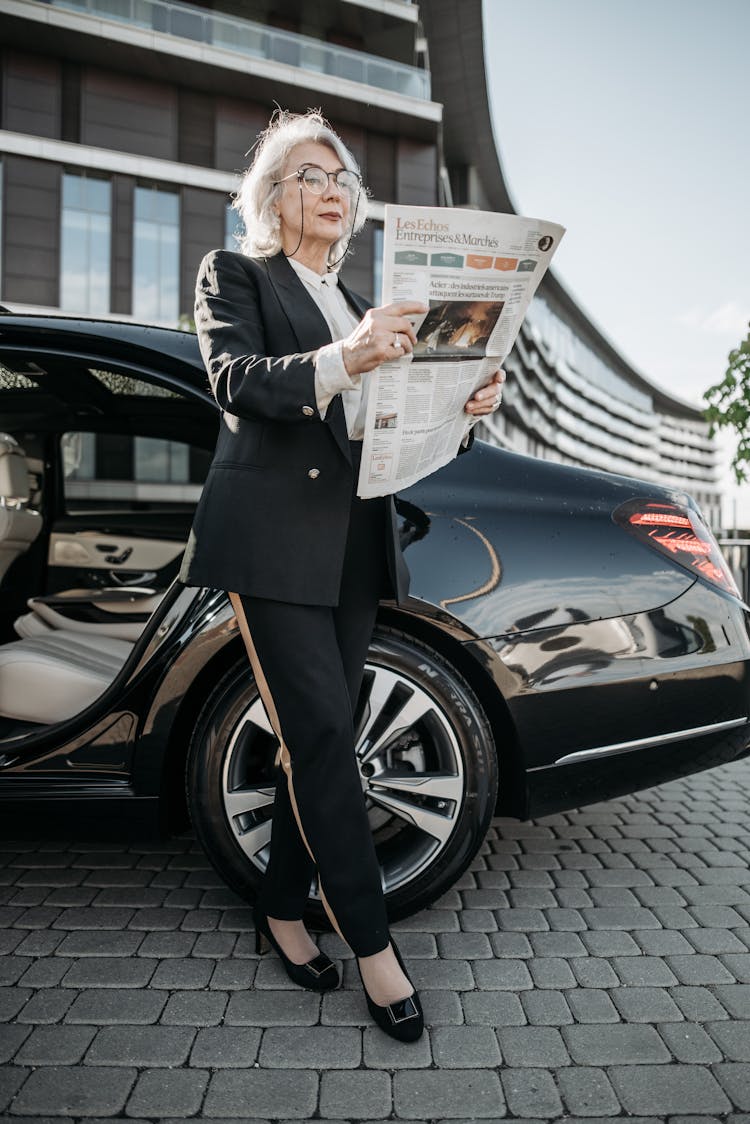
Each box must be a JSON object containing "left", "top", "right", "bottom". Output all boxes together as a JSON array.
[{"left": 0, "top": 0, "right": 721, "bottom": 524}]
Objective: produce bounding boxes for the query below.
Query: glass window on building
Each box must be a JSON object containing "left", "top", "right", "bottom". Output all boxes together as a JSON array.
[
  {"left": 60, "top": 172, "right": 111, "bottom": 315},
  {"left": 225, "top": 203, "right": 245, "bottom": 251},
  {"left": 373, "top": 226, "right": 384, "bottom": 304},
  {"left": 133, "top": 186, "right": 180, "bottom": 324}
]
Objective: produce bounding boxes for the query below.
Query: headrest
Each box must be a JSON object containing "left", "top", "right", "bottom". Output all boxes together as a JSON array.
[{"left": 0, "top": 438, "right": 30, "bottom": 503}]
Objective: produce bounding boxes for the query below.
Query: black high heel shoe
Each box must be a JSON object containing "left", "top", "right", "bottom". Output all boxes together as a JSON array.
[
  {"left": 355, "top": 935, "right": 424, "bottom": 1042},
  {"left": 252, "top": 903, "right": 340, "bottom": 992}
]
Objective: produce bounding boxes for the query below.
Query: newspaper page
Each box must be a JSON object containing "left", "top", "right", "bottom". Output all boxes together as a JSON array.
[{"left": 356, "top": 205, "right": 565, "bottom": 498}]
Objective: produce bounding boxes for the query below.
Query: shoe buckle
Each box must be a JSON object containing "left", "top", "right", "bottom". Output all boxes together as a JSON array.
[
  {"left": 304, "top": 953, "right": 335, "bottom": 978},
  {"left": 387, "top": 995, "right": 418, "bottom": 1024}
]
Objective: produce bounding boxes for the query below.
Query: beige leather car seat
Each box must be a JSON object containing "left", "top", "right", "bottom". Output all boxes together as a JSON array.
[
  {"left": 0, "top": 434, "right": 42, "bottom": 582},
  {"left": 14, "top": 587, "right": 164, "bottom": 642},
  {"left": 0, "top": 630, "right": 134, "bottom": 724}
]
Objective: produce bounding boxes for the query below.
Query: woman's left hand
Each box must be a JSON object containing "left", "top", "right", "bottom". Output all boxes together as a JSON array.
[{"left": 464, "top": 368, "right": 506, "bottom": 416}]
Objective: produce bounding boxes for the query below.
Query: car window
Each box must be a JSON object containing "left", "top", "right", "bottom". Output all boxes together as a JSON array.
[{"left": 62, "top": 430, "right": 211, "bottom": 515}]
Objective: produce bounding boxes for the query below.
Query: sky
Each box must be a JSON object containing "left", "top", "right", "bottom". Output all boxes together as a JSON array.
[{"left": 482, "top": 0, "right": 750, "bottom": 527}]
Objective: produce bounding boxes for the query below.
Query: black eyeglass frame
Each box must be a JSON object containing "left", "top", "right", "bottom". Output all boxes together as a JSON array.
[{"left": 273, "top": 164, "right": 362, "bottom": 195}]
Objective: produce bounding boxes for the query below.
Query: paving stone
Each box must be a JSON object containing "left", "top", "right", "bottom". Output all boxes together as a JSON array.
[
  {"left": 715, "top": 986, "right": 750, "bottom": 1019},
  {"left": 16, "top": 990, "right": 74, "bottom": 1024},
  {"left": 495, "top": 907, "right": 548, "bottom": 932},
  {"left": 393, "top": 1069, "right": 503, "bottom": 1119},
  {"left": 193, "top": 931, "right": 237, "bottom": 958},
  {"left": 190, "top": 1026, "right": 262, "bottom": 1067},
  {"left": 407, "top": 958, "right": 474, "bottom": 990},
  {"left": 65, "top": 988, "right": 166, "bottom": 1025},
  {"left": 12, "top": 1065, "right": 136, "bottom": 1116},
  {"left": 362, "top": 1024, "right": 432, "bottom": 1068},
  {"left": 210, "top": 959, "right": 258, "bottom": 990},
  {"left": 520, "top": 989, "right": 573, "bottom": 1026},
  {"left": 224, "top": 988, "right": 320, "bottom": 1027},
  {"left": 317, "top": 1070, "right": 391, "bottom": 1119},
  {"left": 528, "top": 957, "right": 577, "bottom": 989},
  {"left": 562, "top": 1022, "right": 671, "bottom": 1064},
  {"left": 150, "top": 957, "right": 214, "bottom": 989},
  {"left": 472, "top": 959, "right": 533, "bottom": 990},
  {"left": 529, "top": 931, "right": 587, "bottom": 957},
  {"left": 0, "top": 1067, "right": 30, "bottom": 1113},
  {"left": 723, "top": 955, "right": 750, "bottom": 982},
  {"left": 580, "top": 906, "right": 660, "bottom": 929},
  {"left": 55, "top": 930, "right": 143, "bottom": 957},
  {"left": 13, "top": 931, "right": 64, "bottom": 957},
  {"left": 658, "top": 1020, "right": 723, "bottom": 1063},
  {"left": 632, "top": 928, "right": 695, "bottom": 955},
  {"left": 160, "top": 990, "right": 228, "bottom": 1025},
  {"left": 488, "top": 932, "right": 533, "bottom": 958},
  {"left": 15, "top": 1024, "right": 96, "bottom": 1065},
  {"left": 0, "top": 987, "right": 32, "bottom": 1021},
  {"left": 0, "top": 1024, "right": 31, "bottom": 1062},
  {"left": 667, "top": 953, "right": 736, "bottom": 984},
  {"left": 612, "top": 954, "right": 678, "bottom": 986},
  {"left": 713, "top": 1063, "right": 750, "bottom": 1109},
  {"left": 437, "top": 931, "right": 493, "bottom": 958},
  {"left": 418, "top": 990, "right": 465, "bottom": 1026},
  {"left": 85, "top": 1025, "right": 195, "bottom": 1066},
  {"left": 259, "top": 1026, "right": 361, "bottom": 1068},
  {"left": 462, "top": 991, "right": 526, "bottom": 1026},
  {"left": 497, "top": 1026, "right": 570, "bottom": 1067},
  {"left": 431, "top": 1025, "right": 501, "bottom": 1067},
  {"left": 501, "top": 1068, "right": 563, "bottom": 1118},
  {"left": 543, "top": 908, "right": 587, "bottom": 930},
  {"left": 565, "top": 988, "right": 620, "bottom": 1023},
  {"left": 708, "top": 1021, "right": 750, "bottom": 1061},
  {"left": 204, "top": 1070, "right": 318, "bottom": 1119},
  {"left": 0, "top": 957, "right": 33, "bottom": 985},
  {"left": 126, "top": 1068, "right": 208, "bottom": 1118},
  {"left": 17, "top": 958, "right": 73, "bottom": 988},
  {"left": 136, "top": 931, "right": 197, "bottom": 958},
  {"left": 686, "top": 928, "right": 748, "bottom": 954},
  {"left": 672, "top": 985, "right": 732, "bottom": 1021},
  {"left": 611, "top": 986, "right": 684, "bottom": 1022},
  {"left": 570, "top": 957, "right": 619, "bottom": 988},
  {"left": 61, "top": 956, "right": 155, "bottom": 988},
  {"left": 579, "top": 929, "right": 641, "bottom": 956},
  {"left": 556, "top": 1065, "right": 619, "bottom": 1116},
  {"left": 609, "top": 1064, "right": 731, "bottom": 1114}
]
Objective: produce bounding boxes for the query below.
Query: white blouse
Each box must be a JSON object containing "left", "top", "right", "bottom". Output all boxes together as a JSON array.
[{"left": 287, "top": 258, "right": 369, "bottom": 440}]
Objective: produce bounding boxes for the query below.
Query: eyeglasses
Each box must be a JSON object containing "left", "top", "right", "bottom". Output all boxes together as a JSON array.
[{"left": 274, "top": 165, "right": 362, "bottom": 195}]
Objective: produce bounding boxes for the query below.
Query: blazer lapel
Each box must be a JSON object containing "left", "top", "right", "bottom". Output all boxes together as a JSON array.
[{"left": 264, "top": 253, "right": 351, "bottom": 464}]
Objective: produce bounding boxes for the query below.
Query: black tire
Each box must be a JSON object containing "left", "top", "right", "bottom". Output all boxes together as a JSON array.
[{"left": 186, "top": 625, "right": 498, "bottom": 923}]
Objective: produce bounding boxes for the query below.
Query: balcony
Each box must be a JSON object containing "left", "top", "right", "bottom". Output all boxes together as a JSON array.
[{"left": 41, "top": 0, "right": 431, "bottom": 99}]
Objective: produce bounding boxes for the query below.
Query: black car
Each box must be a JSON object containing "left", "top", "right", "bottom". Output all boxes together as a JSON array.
[{"left": 1, "top": 312, "right": 748, "bottom": 921}]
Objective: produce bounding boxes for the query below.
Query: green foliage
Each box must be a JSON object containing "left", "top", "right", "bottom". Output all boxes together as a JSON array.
[
  {"left": 178, "top": 313, "right": 196, "bottom": 334},
  {"left": 704, "top": 322, "right": 750, "bottom": 484}
]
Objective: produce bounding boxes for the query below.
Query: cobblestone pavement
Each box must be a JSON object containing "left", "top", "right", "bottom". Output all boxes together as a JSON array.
[{"left": 1, "top": 756, "right": 750, "bottom": 1123}]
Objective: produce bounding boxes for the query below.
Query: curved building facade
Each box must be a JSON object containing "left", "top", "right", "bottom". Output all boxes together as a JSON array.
[
  {"left": 0, "top": 0, "right": 721, "bottom": 525},
  {"left": 421, "top": 0, "right": 722, "bottom": 528}
]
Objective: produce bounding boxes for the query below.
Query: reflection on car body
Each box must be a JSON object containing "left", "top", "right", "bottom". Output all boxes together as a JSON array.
[{"left": 0, "top": 311, "right": 748, "bottom": 919}]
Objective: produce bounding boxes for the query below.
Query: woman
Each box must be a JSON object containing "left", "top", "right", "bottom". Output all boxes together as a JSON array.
[{"left": 179, "top": 109, "right": 504, "bottom": 1042}]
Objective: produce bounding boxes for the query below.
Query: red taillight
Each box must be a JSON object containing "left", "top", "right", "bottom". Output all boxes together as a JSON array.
[{"left": 614, "top": 498, "right": 741, "bottom": 599}]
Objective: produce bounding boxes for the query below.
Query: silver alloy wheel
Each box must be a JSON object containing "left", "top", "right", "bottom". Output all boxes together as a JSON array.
[{"left": 220, "top": 659, "right": 466, "bottom": 897}]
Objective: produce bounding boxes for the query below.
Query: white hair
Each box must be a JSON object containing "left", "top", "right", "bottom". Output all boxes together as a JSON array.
[{"left": 232, "top": 108, "right": 368, "bottom": 268}]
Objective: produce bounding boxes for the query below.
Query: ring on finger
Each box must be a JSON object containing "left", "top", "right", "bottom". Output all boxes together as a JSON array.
[{"left": 393, "top": 333, "right": 402, "bottom": 350}]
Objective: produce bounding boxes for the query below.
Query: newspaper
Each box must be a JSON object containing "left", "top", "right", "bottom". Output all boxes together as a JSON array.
[{"left": 356, "top": 205, "right": 565, "bottom": 498}]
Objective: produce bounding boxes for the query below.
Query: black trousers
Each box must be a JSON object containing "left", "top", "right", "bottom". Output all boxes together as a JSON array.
[{"left": 229, "top": 443, "right": 392, "bottom": 957}]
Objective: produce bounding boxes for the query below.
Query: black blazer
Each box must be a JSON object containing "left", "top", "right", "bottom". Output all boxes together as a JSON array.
[{"left": 179, "top": 249, "right": 472, "bottom": 606}]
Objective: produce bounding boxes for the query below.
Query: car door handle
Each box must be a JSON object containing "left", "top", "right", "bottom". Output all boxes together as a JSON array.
[{"left": 104, "top": 547, "right": 133, "bottom": 565}]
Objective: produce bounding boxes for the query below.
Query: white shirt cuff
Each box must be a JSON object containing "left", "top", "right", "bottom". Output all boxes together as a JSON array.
[{"left": 314, "top": 340, "right": 361, "bottom": 419}]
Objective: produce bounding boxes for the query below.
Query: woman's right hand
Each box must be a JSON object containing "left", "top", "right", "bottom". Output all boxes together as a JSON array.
[{"left": 341, "top": 301, "right": 428, "bottom": 377}]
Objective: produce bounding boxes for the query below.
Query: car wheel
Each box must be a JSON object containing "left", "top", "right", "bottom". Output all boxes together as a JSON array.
[{"left": 186, "top": 626, "right": 499, "bottom": 922}]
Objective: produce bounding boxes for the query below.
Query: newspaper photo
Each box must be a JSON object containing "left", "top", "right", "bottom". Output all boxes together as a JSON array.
[{"left": 357, "top": 205, "right": 565, "bottom": 498}]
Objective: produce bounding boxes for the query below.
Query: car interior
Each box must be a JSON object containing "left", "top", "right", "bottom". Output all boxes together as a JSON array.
[{"left": 0, "top": 349, "right": 215, "bottom": 738}]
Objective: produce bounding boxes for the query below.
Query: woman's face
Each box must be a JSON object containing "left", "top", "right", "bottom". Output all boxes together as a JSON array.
[{"left": 275, "top": 141, "right": 352, "bottom": 259}]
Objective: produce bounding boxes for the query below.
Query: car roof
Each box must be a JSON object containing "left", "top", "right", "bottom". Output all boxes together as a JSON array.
[{"left": 0, "top": 311, "right": 205, "bottom": 381}]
